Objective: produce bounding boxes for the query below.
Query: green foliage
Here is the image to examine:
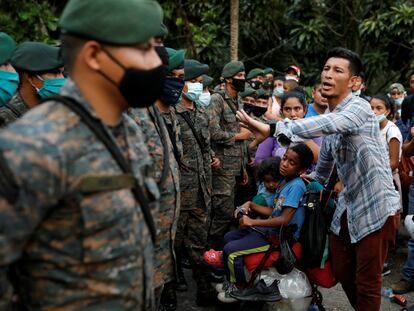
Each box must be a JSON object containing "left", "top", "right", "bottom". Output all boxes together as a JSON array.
[
  {"left": 1, "top": 0, "right": 413, "bottom": 94},
  {"left": 162, "top": 0, "right": 414, "bottom": 93},
  {"left": 0, "top": 0, "right": 61, "bottom": 44}
]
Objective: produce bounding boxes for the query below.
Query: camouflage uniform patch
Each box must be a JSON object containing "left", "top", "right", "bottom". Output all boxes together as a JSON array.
[
  {"left": 208, "top": 89, "right": 248, "bottom": 248},
  {"left": 0, "top": 92, "right": 29, "bottom": 128},
  {"left": 128, "top": 105, "right": 181, "bottom": 290}
]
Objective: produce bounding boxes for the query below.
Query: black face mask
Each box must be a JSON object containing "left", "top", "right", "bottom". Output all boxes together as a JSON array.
[
  {"left": 155, "top": 45, "right": 169, "bottom": 67},
  {"left": 99, "top": 49, "right": 166, "bottom": 108},
  {"left": 249, "top": 80, "right": 262, "bottom": 90},
  {"left": 160, "top": 77, "right": 185, "bottom": 106},
  {"left": 243, "top": 102, "right": 267, "bottom": 117},
  {"left": 232, "top": 78, "right": 245, "bottom": 92}
]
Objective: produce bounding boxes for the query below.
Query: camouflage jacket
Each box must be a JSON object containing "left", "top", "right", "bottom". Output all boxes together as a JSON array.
[
  {"left": 128, "top": 105, "right": 180, "bottom": 289},
  {"left": 209, "top": 89, "right": 247, "bottom": 176},
  {"left": 174, "top": 101, "right": 213, "bottom": 211},
  {"left": 0, "top": 79, "right": 158, "bottom": 310},
  {"left": 0, "top": 92, "right": 29, "bottom": 128}
]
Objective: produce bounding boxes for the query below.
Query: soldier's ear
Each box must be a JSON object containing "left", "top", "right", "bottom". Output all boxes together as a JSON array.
[{"left": 81, "top": 41, "right": 103, "bottom": 72}]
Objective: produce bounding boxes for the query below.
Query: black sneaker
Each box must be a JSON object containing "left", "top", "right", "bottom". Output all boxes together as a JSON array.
[
  {"left": 230, "top": 279, "right": 282, "bottom": 302},
  {"left": 382, "top": 262, "right": 392, "bottom": 277}
]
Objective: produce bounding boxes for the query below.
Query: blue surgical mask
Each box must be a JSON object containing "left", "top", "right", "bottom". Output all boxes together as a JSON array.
[
  {"left": 395, "top": 97, "right": 404, "bottom": 107},
  {"left": 197, "top": 92, "right": 211, "bottom": 107},
  {"left": 160, "top": 77, "right": 185, "bottom": 106},
  {"left": 36, "top": 76, "right": 66, "bottom": 98},
  {"left": 376, "top": 114, "right": 386, "bottom": 123},
  {"left": 0, "top": 70, "right": 19, "bottom": 106},
  {"left": 184, "top": 82, "right": 203, "bottom": 102},
  {"left": 272, "top": 87, "right": 284, "bottom": 97}
]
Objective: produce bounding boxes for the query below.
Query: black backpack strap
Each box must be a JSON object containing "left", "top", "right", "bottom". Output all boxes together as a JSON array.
[
  {"left": 148, "top": 105, "right": 170, "bottom": 190},
  {"left": 180, "top": 110, "right": 209, "bottom": 157},
  {"left": 41, "top": 95, "right": 157, "bottom": 244},
  {"left": 165, "top": 122, "right": 182, "bottom": 167},
  {"left": 0, "top": 150, "right": 19, "bottom": 204}
]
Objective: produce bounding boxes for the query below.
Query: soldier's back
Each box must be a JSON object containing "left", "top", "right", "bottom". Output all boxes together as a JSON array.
[{"left": 0, "top": 81, "right": 156, "bottom": 310}]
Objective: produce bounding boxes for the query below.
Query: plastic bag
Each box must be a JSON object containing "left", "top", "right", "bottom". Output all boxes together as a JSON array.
[
  {"left": 256, "top": 267, "right": 283, "bottom": 286},
  {"left": 278, "top": 268, "right": 311, "bottom": 299}
]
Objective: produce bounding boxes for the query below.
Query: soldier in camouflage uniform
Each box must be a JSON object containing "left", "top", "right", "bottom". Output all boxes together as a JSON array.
[
  {"left": 0, "top": 33, "right": 19, "bottom": 110},
  {"left": 0, "top": 42, "right": 65, "bottom": 128},
  {"left": 208, "top": 61, "right": 252, "bottom": 249},
  {"left": 174, "top": 59, "right": 220, "bottom": 306},
  {"left": 0, "top": 0, "right": 164, "bottom": 310},
  {"left": 127, "top": 47, "right": 184, "bottom": 311}
]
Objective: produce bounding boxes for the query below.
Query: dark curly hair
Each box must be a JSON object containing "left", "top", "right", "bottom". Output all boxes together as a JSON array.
[
  {"left": 281, "top": 91, "right": 307, "bottom": 110},
  {"left": 287, "top": 143, "right": 314, "bottom": 170},
  {"left": 257, "top": 157, "right": 281, "bottom": 182}
]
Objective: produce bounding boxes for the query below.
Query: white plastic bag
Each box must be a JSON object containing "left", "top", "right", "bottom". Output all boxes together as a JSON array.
[{"left": 278, "top": 268, "right": 311, "bottom": 299}]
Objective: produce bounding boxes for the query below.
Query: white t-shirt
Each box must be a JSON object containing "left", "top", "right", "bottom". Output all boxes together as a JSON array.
[{"left": 381, "top": 121, "right": 403, "bottom": 171}]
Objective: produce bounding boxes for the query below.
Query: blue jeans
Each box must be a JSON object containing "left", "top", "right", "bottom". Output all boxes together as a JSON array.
[{"left": 403, "top": 184, "right": 414, "bottom": 281}]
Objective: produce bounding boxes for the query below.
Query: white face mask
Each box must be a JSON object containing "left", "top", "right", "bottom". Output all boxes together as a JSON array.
[
  {"left": 197, "top": 92, "right": 211, "bottom": 107},
  {"left": 285, "top": 75, "right": 299, "bottom": 82},
  {"left": 352, "top": 89, "right": 361, "bottom": 96},
  {"left": 184, "top": 82, "right": 203, "bottom": 102},
  {"left": 395, "top": 97, "right": 404, "bottom": 107}
]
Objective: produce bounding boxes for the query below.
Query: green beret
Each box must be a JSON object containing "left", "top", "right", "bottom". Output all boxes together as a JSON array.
[
  {"left": 247, "top": 68, "right": 264, "bottom": 80},
  {"left": 263, "top": 67, "right": 273, "bottom": 75},
  {"left": 166, "top": 47, "right": 185, "bottom": 72},
  {"left": 252, "top": 194, "right": 267, "bottom": 207},
  {"left": 11, "top": 42, "right": 63, "bottom": 72},
  {"left": 202, "top": 75, "right": 214, "bottom": 88},
  {"left": 155, "top": 23, "right": 169, "bottom": 38},
  {"left": 256, "top": 88, "right": 269, "bottom": 98},
  {"left": 240, "top": 87, "right": 256, "bottom": 98},
  {"left": 59, "top": 0, "right": 163, "bottom": 45},
  {"left": 0, "top": 32, "right": 16, "bottom": 65},
  {"left": 184, "top": 59, "right": 209, "bottom": 81},
  {"left": 222, "top": 61, "right": 245, "bottom": 78}
]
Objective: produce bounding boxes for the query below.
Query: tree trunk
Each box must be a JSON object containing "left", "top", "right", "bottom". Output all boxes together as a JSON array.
[{"left": 230, "top": 0, "right": 239, "bottom": 61}]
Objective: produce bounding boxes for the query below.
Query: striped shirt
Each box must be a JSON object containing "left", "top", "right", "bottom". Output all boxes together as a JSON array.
[{"left": 275, "top": 93, "right": 400, "bottom": 243}]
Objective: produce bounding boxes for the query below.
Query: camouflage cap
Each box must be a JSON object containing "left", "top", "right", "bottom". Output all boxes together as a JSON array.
[
  {"left": 222, "top": 61, "right": 245, "bottom": 78},
  {"left": 389, "top": 83, "right": 405, "bottom": 93},
  {"left": 247, "top": 68, "right": 264, "bottom": 80},
  {"left": 239, "top": 87, "right": 256, "bottom": 98},
  {"left": 256, "top": 88, "right": 269, "bottom": 99},
  {"left": 263, "top": 67, "right": 274, "bottom": 75},
  {"left": 184, "top": 59, "right": 209, "bottom": 81},
  {"left": 0, "top": 32, "right": 16, "bottom": 65},
  {"left": 166, "top": 47, "right": 185, "bottom": 72},
  {"left": 59, "top": 0, "right": 163, "bottom": 45},
  {"left": 11, "top": 42, "right": 63, "bottom": 72},
  {"left": 202, "top": 74, "right": 214, "bottom": 88}
]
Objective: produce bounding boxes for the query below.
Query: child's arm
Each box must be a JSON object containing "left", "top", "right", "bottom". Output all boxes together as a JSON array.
[
  {"left": 241, "top": 201, "right": 273, "bottom": 217},
  {"left": 239, "top": 207, "right": 296, "bottom": 228}
]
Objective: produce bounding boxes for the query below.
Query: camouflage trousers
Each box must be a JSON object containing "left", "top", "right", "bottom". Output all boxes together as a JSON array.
[
  {"left": 175, "top": 207, "right": 209, "bottom": 267},
  {"left": 208, "top": 173, "right": 238, "bottom": 249}
]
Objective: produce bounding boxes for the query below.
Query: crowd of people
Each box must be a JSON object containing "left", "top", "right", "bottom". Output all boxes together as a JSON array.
[{"left": 1, "top": 0, "right": 414, "bottom": 311}]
